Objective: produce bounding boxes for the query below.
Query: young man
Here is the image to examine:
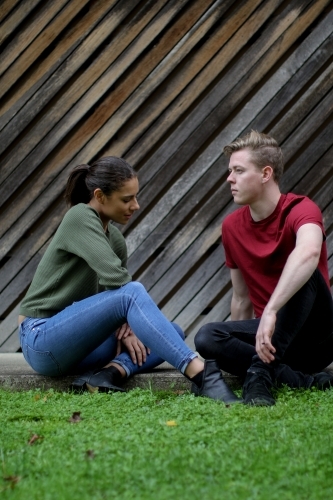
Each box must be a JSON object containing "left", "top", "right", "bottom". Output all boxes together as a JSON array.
[{"left": 194, "top": 130, "right": 333, "bottom": 406}]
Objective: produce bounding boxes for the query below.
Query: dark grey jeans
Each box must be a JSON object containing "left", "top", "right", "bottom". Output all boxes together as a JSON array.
[{"left": 195, "top": 269, "right": 333, "bottom": 382}]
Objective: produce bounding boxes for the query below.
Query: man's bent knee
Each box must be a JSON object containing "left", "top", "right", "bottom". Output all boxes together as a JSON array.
[{"left": 194, "top": 324, "right": 217, "bottom": 358}]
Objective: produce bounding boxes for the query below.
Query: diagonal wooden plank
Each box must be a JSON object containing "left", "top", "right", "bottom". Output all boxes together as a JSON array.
[
  {"left": 313, "top": 179, "right": 333, "bottom": 214},
  {"left": 124, "top": 0, "right": 287, "bottom": 173},
  {"left": 184, "top": 288, "right": 233, "bottom": 337},
  {"left": 272, "top": 76, "right": 333, "bottom": 150},
  {"left": 161, "top": 246, "right": 225, "bottom": 320},
  {"left": 0, "top": 0, "right": 42, "bottom": 45},
  {"left": 100, "top": 0, "right": 265, "bottom": 158},
  {"left": 322, "top": 201, "right": 333, "bottom": 234},
  {"left": 173, "top": 262, "right": 231, "bottom": 331},
  {"left": 128, "top": 156, "right": 227, "bottom": 273},
  {"left": 293, "top": 146, "right": 333, "bottom": 199},
  {"left": 0, "top": 0, "right": 185, "bottom": 198},
  {"left": 0, "top": 242, "right": 49, "bottom": 318},
  {"left": 279, "top": 103, "right": 333, "bottom": 192},
  {"left": 0, "top": 0, "right": 70, "bottom": 77},
  {"left": 0, "top": 198, "right": 66, "bottom": 294},
  {"left": 246, "top": 37, "right": 333, "bottom": 134},
  {"left": 0, "top": 0, "right": 93, "bottom": 101},
  {"left": 141, "top": 205, "right": 233, "bottom": 301},
  {"left": 0, "top": 0, "right": 120, "bottom": 129},
  {"left": 0, "top": 0, "right": 218, "bottom": 234},
  {"left": 326, "top": 232, "right": 333, "bottom": 259},
  {"left": 38, "top": 0, "right": 225, "bottom": 173},
  {"left": 0, "top": 304, "right": 20, "bottom": 352},
  {"left": 0, "top": 329, "right": 20, "bottom": 352},
  {"left": 0, "top": 0, "right": 22, "bottom": 24}
]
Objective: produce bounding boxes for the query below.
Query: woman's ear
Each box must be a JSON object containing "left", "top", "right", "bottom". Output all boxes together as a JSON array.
[
  {"left": 262, "top": 166, "right": 273, "bottom": 183},
  {"left": 93, "top": 188, "right": 105, "bottom": 204}
]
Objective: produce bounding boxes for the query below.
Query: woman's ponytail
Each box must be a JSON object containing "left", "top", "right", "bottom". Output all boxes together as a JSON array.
[
  {"left": 65, "top": 157, "right": 136, "bottom": 207},
  {"left": 64, "top": 164, "right": 90, "bottom": 206}
]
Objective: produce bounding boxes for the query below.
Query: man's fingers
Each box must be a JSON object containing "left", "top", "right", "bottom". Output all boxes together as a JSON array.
[
  {"left": 256, "top": 336, "right": 275, "bottom": 363},
  {"left": 258, "top": 345, "right": 275, "bottom": 363}
]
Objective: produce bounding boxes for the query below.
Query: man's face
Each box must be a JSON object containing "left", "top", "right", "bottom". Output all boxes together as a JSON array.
[{"left": 227, "top": 149, "right": 264, "bottom": 206}]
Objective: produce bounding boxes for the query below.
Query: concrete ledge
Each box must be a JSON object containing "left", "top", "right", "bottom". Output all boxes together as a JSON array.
[{"left": 0, "top": 354, "right": 241, "bottom": 392}]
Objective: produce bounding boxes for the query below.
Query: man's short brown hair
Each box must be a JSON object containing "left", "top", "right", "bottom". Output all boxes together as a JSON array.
[{"left": 223, "top": 130, "right": 284, "bottom": 183}]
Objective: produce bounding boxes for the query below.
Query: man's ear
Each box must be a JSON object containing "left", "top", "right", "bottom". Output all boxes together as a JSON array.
[
  {"left": 93, "top": 188, "right": 105, "bottom": 204},
  {"left": 262, "top": 166, "right": 273, "bottom": 183}
]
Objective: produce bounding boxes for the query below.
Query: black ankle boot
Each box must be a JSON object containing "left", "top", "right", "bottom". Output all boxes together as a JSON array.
[
  {"left": 191, "top": 360, "right": 243, "bottom": 405},
  {"left": 242, "top": 366, "right": 275, "bottom": 406},
  {"left": 70, "top": 366, "right": 125, "bottom": 393},
  {"left": 311, "top": 372, "right": 333, "bottom": 390}
]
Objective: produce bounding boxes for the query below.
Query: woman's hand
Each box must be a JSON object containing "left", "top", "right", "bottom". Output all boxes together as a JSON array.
[
  {"left": 116, "top": 323, "right": 150, "bottom": 366},
  {"left": 116, "top": 323, "right": 133, "bottom": 340}
]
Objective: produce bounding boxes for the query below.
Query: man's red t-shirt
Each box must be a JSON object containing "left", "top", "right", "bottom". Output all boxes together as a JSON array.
[{"left": 222, "top": 193, "right": 330, "bottom": 318}]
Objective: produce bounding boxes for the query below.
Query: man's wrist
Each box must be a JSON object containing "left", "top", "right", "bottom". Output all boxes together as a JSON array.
[{"left": 263, "top": 304, "right": 278, "bottom": 316}]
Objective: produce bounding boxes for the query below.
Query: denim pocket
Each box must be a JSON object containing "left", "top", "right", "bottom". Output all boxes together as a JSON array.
[{"left": 24, "top": 345, "right": 62, "bottom": 377}]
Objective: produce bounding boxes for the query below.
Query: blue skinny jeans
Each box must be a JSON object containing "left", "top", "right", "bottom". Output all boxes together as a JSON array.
[{"left": 19, "top": 282, "right": 196, "bottom": 377}]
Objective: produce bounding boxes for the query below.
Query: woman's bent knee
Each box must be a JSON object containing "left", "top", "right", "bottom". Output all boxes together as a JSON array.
[{"left": 123, "top": 281, "right": 146, "bottom": 294}]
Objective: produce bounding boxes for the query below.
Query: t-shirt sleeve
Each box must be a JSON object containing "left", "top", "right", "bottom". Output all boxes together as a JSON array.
[
  {"left": 59, "top": 205, "right": 131, "bottom": 288},
  {"left": 222, "top": 218, "right": 238, "bottom": 269},
  {"left": 288, "top": 198, "right": 326, "bottom": 238}
]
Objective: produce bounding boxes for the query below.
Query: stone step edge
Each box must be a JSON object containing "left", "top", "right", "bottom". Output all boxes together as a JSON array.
[
  {"left": 0, "top": 353, "right": 242, "bottom": 392},
  {"left": 0, "top": 370, "right": 241, "bottom": 393}
]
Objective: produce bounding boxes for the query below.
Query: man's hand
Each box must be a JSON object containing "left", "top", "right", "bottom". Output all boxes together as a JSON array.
[
  {"left": 255, "top": 309, "right": 276, "bottom": 364},
  {"left": 115, "top": 323, "right": 150, "bottom": 366}
]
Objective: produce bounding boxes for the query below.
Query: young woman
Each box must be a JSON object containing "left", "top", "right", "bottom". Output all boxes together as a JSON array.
[{"left": 18, "top": 156, "right": 240, "bottom": 404}]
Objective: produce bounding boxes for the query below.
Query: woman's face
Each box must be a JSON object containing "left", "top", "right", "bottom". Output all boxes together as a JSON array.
[{"left": 91, "top": 177, "right": 140, "bottom": 227}]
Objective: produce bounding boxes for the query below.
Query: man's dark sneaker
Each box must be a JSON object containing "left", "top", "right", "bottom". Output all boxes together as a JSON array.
[
  {"left": 274, "top": 364, "right": 314, "bottom": 389},
  {"left": 312, "top": 372, "right": 333, "bottom": 390},
  {"left": 242, "top": 369, "right": 275, "bottom": 406}
]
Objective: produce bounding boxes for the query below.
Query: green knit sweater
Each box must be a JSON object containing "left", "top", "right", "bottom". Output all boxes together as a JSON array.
[{"left": 20, "top": 204, "right": 132, "bottom": 318}]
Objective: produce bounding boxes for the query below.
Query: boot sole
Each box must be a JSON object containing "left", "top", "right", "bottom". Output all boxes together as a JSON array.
[
  {"left": 70, "top": 381, "right": 125, "bottom": 394},
  {"left": 245, "top": 397, "right": 275, "bottom": 406}
]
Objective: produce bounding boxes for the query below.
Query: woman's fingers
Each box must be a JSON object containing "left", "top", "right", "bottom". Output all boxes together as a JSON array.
[
  {"left": 116, "top": 339, "right": 122, "bottom": 357},
  {"left": 123, "top": 336, "right": 148, "bottom": 365},
  {"left": 116, "top": 323, "right": 132, "bottom": 339}
]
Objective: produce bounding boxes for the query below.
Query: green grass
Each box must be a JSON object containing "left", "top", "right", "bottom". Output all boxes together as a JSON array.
[{"left": 1, "top": 386, "right": 333, "bottom": 500}]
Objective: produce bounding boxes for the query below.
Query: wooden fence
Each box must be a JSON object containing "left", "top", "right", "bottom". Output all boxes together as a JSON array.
[{"left": 0, "top": 0, "right": 332, "bottom": 352}]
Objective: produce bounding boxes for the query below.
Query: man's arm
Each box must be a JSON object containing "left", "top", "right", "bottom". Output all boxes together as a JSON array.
[
  {"left": 256, "top": 223, "right": 323, "bottom": 363},
  {"left": 230, "top": 268, "right": 254, "bottom": 320}
]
